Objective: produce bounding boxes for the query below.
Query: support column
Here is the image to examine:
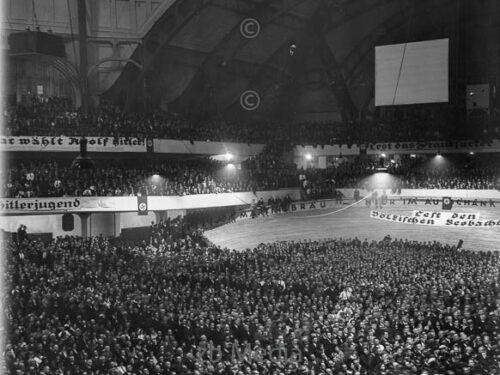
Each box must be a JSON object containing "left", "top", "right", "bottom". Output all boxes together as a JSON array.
[
  {"left": 114, "top": 213, "right": 121, "bottom": 237},
  {"left": 77, "top": 0, "right": 89, "bottom": 113},
  {"left": 318, "top": 156, "right": 327, "bottom": 169},
  {"left": 78, "top": 213, "right": 90, "bottom": 238}
]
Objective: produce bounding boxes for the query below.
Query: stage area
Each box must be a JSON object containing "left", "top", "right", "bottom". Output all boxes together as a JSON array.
[{"left": 205, "top": 199, "right": 500, "bottom": 252}]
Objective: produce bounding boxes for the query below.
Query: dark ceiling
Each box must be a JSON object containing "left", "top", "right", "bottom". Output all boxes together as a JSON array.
[{"left": 103, "top": 0, "right": 498, "bottom": 123}]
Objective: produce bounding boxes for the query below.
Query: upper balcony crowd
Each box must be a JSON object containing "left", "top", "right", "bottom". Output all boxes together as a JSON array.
[
  {"left": 2, "top": 143, "right": 296, "bottom": 198},
  {"left": 3, "top": 96, "right": 500, "bottom": 199},
  {"left": 3, "top": 96, "right": 498, "bottom": 145}
]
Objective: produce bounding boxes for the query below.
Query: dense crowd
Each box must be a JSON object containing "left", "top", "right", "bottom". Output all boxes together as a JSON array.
[
  {"left": 147, "top": 208, "right": 238, "bottom": 252},
  {"left": 2, "top": 98, "right": 289, "bottom": 143},
  {"left": 1, "top": 156, "right": 298, "bottom": 198},
  {"left": 5, "top": 152, "right": 500, "bottom": 199},
  {"left": 5, "top": 234, "right": 499, "bottom": 375},
  {"left": 4, "top": 96, "right": 498, "bottom": 145},
  {"left": 396, "top": 166, "right": 498, "bottom": 190},
  {"left": 300, "top": 154, "right": 500, "bottom": 193},
  {"left": 241, "top": 144, "right": 297, "bottom": 192}
]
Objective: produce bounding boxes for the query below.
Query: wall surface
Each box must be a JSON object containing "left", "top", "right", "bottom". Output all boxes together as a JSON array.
[
  {"left": 3, "top": 189, "right": 500, "bottom": 238},
  {"left": 0, "top": 189, "right": 300, "bottom": 236},
  {"left": 0, "top": 213, "right": 82, "bottom": 237},
  {"left": 338, "top": 188, "right": 500, "bottom": 200},
  {"left": 2, "top": 0, "right": 176, "bottom": 100},
  {"left": 119, "top": 211, "right": 156, "bottom": 230},
  {"left": 89, "top": 212, "right": 120, "bottom": 237},
  {"left": 0, "top": 189, "right": 300, "bottom": 215}
]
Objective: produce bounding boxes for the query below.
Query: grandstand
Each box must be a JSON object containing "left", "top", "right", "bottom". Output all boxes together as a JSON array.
[{"left": 1, "top": 1, "right": 499, "bottom": 374}]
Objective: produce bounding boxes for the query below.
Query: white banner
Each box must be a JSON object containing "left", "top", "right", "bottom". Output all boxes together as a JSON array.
[
  {"left": 0, "top": 189, "right": 302, "bottom": 215},
  {"left": 4, "top": 136, "right": 499, "bottom": 155},
  {"left": 412, "top": 210, "right": 481, "bottom": 221},
  {"left": 371, "top": 210, "right": 500, "bottom": 227},
  {"left": 0, "top": 197, "right": 136, "bottom": 214},
  {"left": 294, "top": 140, "right": 500, "bottom": 157},
  {"left": 289, "top": 200, "right": 335, "bottom": 212},
  {"left": 363, "top": 140, "right": 500, "bottom": 155},
  {"left": 338, "top": 188, "right": 500, "bottom": 201},
  {"left": 0, "top": 136, "right": 147, "bottom": 152}
]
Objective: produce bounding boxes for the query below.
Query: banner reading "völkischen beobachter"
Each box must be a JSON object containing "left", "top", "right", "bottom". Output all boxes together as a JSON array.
[{"left": 370, "top": 210, "right": 500, "bottom": 227}]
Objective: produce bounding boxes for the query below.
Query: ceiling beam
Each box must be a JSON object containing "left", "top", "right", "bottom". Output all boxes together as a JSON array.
[
  {"left": 103, "top": 0, "right": 212, "bottom": 110},
  {"left": 169, "top": 0, "right": 313, "bottom": 118}
]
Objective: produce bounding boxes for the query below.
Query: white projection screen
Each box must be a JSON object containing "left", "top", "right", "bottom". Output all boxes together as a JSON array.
[{"left": 375, "top": 38, "right": 449, "bottom": 106}]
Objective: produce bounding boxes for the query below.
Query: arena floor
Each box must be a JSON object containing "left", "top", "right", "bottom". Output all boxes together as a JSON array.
[{"left": 205, "top": 200, "right": 500, "bottom": 252}]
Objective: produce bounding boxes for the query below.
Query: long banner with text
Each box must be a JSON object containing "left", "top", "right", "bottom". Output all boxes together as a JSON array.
[
  {"left": 3, "top": 136, "right": 500, "bottom": 156},
  {"left": 0, "top": 136, "right": 265, "bottom": 155},
  {"left": 0, "top": 136, "right": 147, "bottom": 152},
  {"left": 0, "top": 189, "right": 301, "bottom": 215},
  {"left": 361, "top": 140, "right": 500, "bottom": 155},
  {"left": 295, "top": 139, "right": 500, "bottom": 157},
  {"left": 370, "top": 210, "right": 500, "bottom": 227}
]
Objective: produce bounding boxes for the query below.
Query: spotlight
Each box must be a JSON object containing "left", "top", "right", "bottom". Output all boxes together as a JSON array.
[
  {"left": 225, "top": 152, "right": 233, "bottom": 161},
  {"left": 469, "top": 151, "right": 474, "bottom": 155},
  {"left": 149, "top": 174, "right": 163, "bottom": 186},
  {"left": 226, "top": 163, "right": 235, "bottom": 170},
  {"left": 381, "top": 153, "right": 386, "bottom": 158},
  {"left": 432, "top": 153, "right": 446, "bottom": 167},
  {"left": 305, "top": 153, "right": 313, "bottom": 161}
]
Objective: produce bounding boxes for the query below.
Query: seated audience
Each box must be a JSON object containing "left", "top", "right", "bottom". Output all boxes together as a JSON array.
[
  {"left": 301, "top": 154, "right": 500, "bottom": 194},
  {"left": 5, "top": 153, "right": 500, "bottom": 199},
  {"left": 4, "top": 95, "right": 497, "bottom": 145},
  {"left": 5, "top": 234, "right": 499, "bottom": 374},
  {"left": 1, "top": 157, "right": 296, "bottom": 198}
]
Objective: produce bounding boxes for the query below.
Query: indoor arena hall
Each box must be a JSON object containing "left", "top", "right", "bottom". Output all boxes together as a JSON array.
[
  {"left": 205, "top": 196, "right": 500, "bottom": 253},
  {"left": 1, "top": 0, "right": 499, "bottom": 375}
]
